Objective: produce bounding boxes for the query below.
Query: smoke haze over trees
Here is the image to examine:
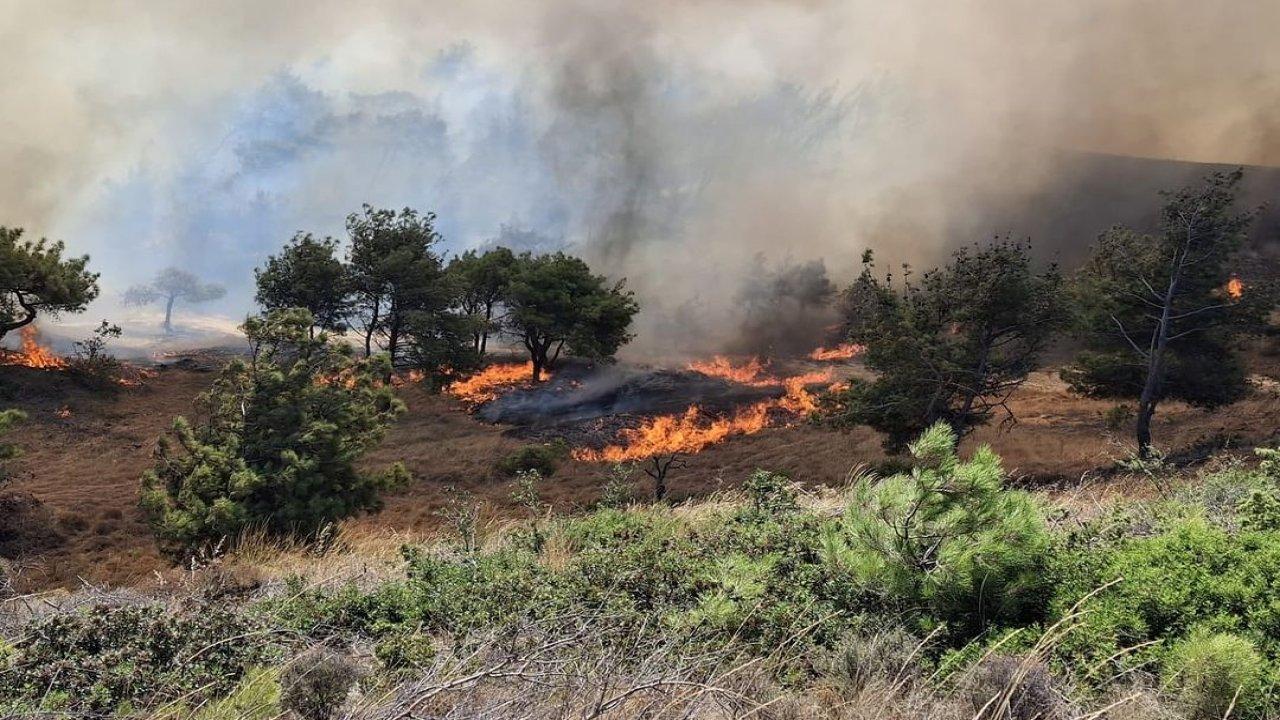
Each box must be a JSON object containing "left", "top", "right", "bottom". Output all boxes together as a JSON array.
[{"left": 6, "top": 1, "right": 1280, "bottom": 352}]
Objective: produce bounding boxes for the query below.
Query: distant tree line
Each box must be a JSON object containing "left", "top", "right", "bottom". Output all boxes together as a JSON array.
[{"left": 253, "top": 205, "right": 639, "bottom": 384}]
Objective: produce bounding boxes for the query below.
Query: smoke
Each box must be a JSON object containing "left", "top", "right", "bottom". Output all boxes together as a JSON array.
[{"left": 3, "top": 0, "right": 1280, "bottom": 352}]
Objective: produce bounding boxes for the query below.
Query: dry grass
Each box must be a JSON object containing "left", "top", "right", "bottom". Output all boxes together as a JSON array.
[{"left": 2, "top": 348, "right": 1278, "bottom": 594}]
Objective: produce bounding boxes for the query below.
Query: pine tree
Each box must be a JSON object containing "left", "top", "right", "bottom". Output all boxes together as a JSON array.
[{"left": 139, "top": 309, "right": 407, "bottom": 557}]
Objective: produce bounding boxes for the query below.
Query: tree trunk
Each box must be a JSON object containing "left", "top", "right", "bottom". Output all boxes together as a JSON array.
[
  {"left": 363, "top": 299, "right": 380, "bottom": 358},
  {"left": 163, "top": 295, "right": 176, "bottom": 334},
  {"left": 0, "top": 292, "right": 38, "bottom": 342}
]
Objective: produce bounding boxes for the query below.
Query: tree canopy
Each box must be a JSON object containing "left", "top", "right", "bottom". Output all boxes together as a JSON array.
[
  {"left": 0, "top": 227, "right": 99, "bottom": 342},
  {"left": 823, "top": 240, "right": 1063, "bottom": 450},
  {"left": 447, "top": 246, "right": 517, "bottom": 355},
  {"left": 124, "top": 267, "right": 226, "bottom": 333},
  {"left": 139, "top": 309, "right": 407, "bottom": 558},
  {"left": 1062, "top": 170, "right": 1275, "bottom": 457},
  {"left": 254, "top": 233, "right": 351, "bottom": 336},
  {"left": 503, "top": 252, "right": 640, "bottom": 380}
]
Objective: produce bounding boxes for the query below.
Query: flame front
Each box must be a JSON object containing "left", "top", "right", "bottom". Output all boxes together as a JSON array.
[
  {"left": 572, "top": 402, "right": 771, "bottom": 462},
  {"left": 575, "top": 367, "right": 834, "bottom": 462},
  {"left": 686, "top": 355, "right": 772, "bottom": 385},
  {"left": 1, "top": 326, "right": 68, "bottom": 370},
  {"left": 1227, "top": 276, "right": 1244, "bottom": 300},
  {"left": 448, "top": 361, "right": 547, "bottom": 404},
  {"left": 808, "top": 343, "right": 864, "bottom": 361}
]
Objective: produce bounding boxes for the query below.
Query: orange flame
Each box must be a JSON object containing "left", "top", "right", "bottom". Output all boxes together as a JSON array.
[
  {"left": 1, "top": 326, "right": 68, "bottom": 370},
  {"left": 808, "top": 343, "right": 864, "bottom": 361},
  {"left": 572, "top": 403, "right": 772, "bottom": 462},
  {"left": 447, "top": 361, "right": 548, "bottom": 404},
  {"left": 574, "top": 368, "right": 834, "bottom": 462},
  {"left": 55, "top": 406, "right": 72, "bottom": 418},
  {"left": 1226, "top": 276, "right": 1244, "bottom": 301},
  {"left": 687, "top": 355, "right": 772, "bottom": 386}
]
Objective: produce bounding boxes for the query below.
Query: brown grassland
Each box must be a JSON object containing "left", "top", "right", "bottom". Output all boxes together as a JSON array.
[{"left": 2, "top": 339, "right": 1278, "bottom": 594}]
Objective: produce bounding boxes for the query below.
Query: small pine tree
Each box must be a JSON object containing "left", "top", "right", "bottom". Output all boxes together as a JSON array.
[{"left": 139, "top": 309, "right": 407, "bottom": 558}]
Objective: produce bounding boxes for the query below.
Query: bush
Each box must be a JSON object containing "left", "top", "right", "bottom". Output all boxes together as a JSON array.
[
  {"left": 825, "top": 625, "right": 923, "bottom": 695},
  {"left": 496, "top": 442, "right": 565, "bottom": 477},
  {"left": 0, "top": 408, "right": 24, "bottom": 485},
  {"left": 280, "top": 647, "right": 361, "bottom": 720},
  {"left": 139, "top": 310, "right": 407, "bottom": 558},
  {"left": 1163, "top": 630, "right": 1266, "bottom": 720},
  {"left": 963, "top": 655, "right": 1065, "bottom": 720},
  {"left": 1103, "top": 403, "right": 1134, "bottom": 431},
  {"left": 67, "top": 320, "right": 125, "bottom": 388},
  {"left": 0, "top": 603, "right": 271, "bottom": 715},
  {"left": 822, "top": 423, "right": 1051, "bottom": 638}
]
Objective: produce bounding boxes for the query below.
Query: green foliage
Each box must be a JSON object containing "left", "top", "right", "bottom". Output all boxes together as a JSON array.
[
  {"left": 255, "top": 233, "right": 352, "bottom": 334},
  {"left": 139, "top": 309, "right": 407, "bottom": 558},
  {"left": 448, "top": 246, "right": 517, "bottom": 354},
  {"left": 503, "top": 251, "right": 640, "bottom": 380},
  {"left": 825, "top": 239, "right": 1063, "bottom": 450},
  {"left": 345, "top": 206, "right": 478, "bottom": 382},
  {"left": 1163, "top": 630, "right": 1266, "bottom": 720},
  {"left": 0, "top": 603, "right": 271, "bottom": 715},
  {"left": 1049, "top": 509, "right": 1280, "bottom": 691},
  {"left": 1063, "top": 170, "right": 1276, "bottom": 456},
  {"left": 822, "top": 423, "right": 1051, "bottom": 635},
  {"left": 124, "top": 267, "right": 226, "bottom": 333},
  {"left": 0, "top": 226, "right": 99, "bottom": 341},
  {"left": 185, "top": 667, "right": 281, "bottom": 720},
  {"left": 496, "top": 442, "right": 565, "bottom": 477}
]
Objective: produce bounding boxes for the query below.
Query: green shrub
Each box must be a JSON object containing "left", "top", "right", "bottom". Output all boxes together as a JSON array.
[
  {"left": 1163, "top": 630, "right": 1266, "bottom": 720},
  {"left": 496, "top": 442, "right": 565, "bottom": 477},
  {"left": 0, "top": 603, "right": 272, "bottom": 715},
  {"left": 822, "top": 423, "right": 1051, "bottom": 638},
  {"left": 139, "top": 309, "right": 407, "bottom": 558},
  {"left": 1103, "top": 403, "right": 1133, "bottom": 431}
]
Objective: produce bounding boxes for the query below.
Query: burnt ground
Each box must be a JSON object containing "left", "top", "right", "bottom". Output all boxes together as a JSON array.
[{"left": 2, "top": 341, "right": 1279, "bottom": 593}]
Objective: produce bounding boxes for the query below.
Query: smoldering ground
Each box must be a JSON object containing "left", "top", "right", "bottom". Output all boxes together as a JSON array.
[{"left": 3, "top": 0, "right": 1280, "bottom": 355}]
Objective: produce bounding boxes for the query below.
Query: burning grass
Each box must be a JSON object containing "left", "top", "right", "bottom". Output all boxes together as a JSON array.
[
  {"left": 0, "top": 326, "right": 68, "bottom": 370},
  {"left": 808, "top": 343, "right": 864, "bottom": 361},
  {"left": 448, "top": 361, "right": 549, "bottom": 404}
]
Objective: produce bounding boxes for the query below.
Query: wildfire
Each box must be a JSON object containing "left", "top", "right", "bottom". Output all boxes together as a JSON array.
[
  {"left": 575, "top": 367, "right": 834, "bottom": 462},
  {"left": 1226, "top": 276, "right": 1245, "bottom": 301},
  {"left": 687, "top": 355, "right": 772, "bottom": 386},
  {"left": 448, "top": 361, "right": 548, "bottom": 404},
  {"left": 572, "top": 402, "right": 771, "bottom": 463},
  {"left": 55, "top": 406, "right": 72, "bottom": 419},
  {"left": 808, "top": 343, "right": 864, "bottom": 361},
  {"left": 1, "top": 326, "right": 68, "bottom": 370}
]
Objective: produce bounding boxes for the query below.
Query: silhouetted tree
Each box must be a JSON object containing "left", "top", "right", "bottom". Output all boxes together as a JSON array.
[
  {"left": 824, "top": 240, "right": 1063, "bottom": 451},
  {"left": 503, "top": 252, "right": 640, "bottom": 381},
  {"left": 1062, "top": 170, "right": 1276, "bottom": 458},
  {"left": 448, "top": 246, "right": 517, "bottom": 354},
  {"left": 124, "top": 267, "right": 226, "bottom": 333},
  {"left": 0, "top": 227, "right": 99, "bottom": 342},
  {"left": 139, "top": 309, "right": 407, "bottom": 558},
  {"left": 255, "top": 233, "right": 351, "bottom": 337}
]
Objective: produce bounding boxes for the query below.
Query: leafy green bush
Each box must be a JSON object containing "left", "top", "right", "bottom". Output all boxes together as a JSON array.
[
  {"left": 139, "top": 309, "right": 407, "bottom": 558},
  {"left": 1163, "top": 630, "right": 1266, "bottom": 720},
  {"left": 496, "top": 442, "right": 565, "bottom": 477},
  {"left": 0, "top": 604, "right": 272, "bottom": 715}
]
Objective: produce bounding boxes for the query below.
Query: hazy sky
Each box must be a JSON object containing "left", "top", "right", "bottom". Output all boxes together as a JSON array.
[{"left": 4, "top": 1, "right": 1279, "bottom": 349}]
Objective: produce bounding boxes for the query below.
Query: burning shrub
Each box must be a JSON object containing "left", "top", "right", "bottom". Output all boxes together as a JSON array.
[{"left": 139, "top": 309, "right": 408, "bottom": 559}]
